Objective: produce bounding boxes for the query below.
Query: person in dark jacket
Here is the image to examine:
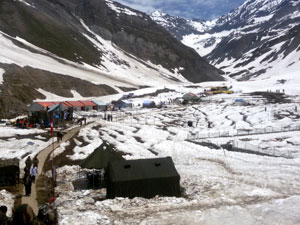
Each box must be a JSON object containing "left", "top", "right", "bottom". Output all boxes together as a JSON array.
[
  {"left": 23, "top": 171, "right": 32, "bottom": 196},
  {"left": 11, "top": 204, "right": 35, "bottom": 225},
  {"left": 32, "top": 156, "right": 39, "bottom": 168},
  {"left": 56, "top": 131, "right": 63, "bottom": 143},
  {"left": 25, "top": 156, "right": 32, "bottom": 170}
]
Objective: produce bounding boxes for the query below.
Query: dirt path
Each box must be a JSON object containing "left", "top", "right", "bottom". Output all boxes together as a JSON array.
[{"left": 21, "top": 125, "right": 84, "bottom": 215}]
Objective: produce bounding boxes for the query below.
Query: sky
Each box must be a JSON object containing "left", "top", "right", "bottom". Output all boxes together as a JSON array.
[{"left": 113, "top": 0, "right": 246, "bottom": 20}]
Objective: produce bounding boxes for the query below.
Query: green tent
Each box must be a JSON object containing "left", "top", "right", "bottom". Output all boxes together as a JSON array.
[
  {"left": 80, "top": 142, "right": 124, "bottom": 170},
  {"left": 0, "top": 158, "right": 19, "bottom": 186},
  {"left": 107, "top": 157, "right": 181, "bottom": 199}
]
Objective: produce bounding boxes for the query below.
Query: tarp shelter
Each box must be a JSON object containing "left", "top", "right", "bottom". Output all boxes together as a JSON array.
[
  {"left": 183, "top": 93, "right": 199, "bottom": 101},
  {"left": 107, "top": 157, "right": 181, "bottom": 199},
  {"left": 92, "top": 100, "right": 107, "bottom": 111},
  {"left": 114, "top": 100, "right": 133, "bottom": 109},
  {"left": 0, "top": 158, "right": 19, "bottom": 186},
  {"left": 80, "top": 143, "right": 124, "bottom": 170},
  {"left": 234, "top": 98, "right": 247, "bottom": 105},
  {"left": 142, "top": 100, "right": 156, "bottom": 108},
  {"left": 28, "top": 102, "right": 45, "bottom": 112}
]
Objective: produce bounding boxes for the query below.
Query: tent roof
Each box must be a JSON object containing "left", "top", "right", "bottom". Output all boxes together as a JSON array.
[
  {"left": 0, "top": 158, "right": 19, "bottom": 167},
  {"left": 80, "top": 143, "right": 124, "bottom": 170},
  {"left": 36, "top": 101, "right": 56, "bottom": 107},
  {"left": 92, "top": 100, "right": 107, "bottom": 106},
  {"left": 121, "top": 100, "right": 133, "bottom": 104},
  {"left": 64, "top": 101, "right": 85, "bottom": 107},
  {"left": 33, "top": 100, "right": 100, "bottom": 109},
  {"left": 108, "top": 157, "right": 179, "bottom": 182},
  {"left": 79, "top": 100, "right": 96, "bottom": 106},
  {"left": 35, "top": 101, "right": 70, "bottom": 108},
  {"left": 184, "top": 92, "right": 197, "bottom": 96},
  {"left": 143, "top": 100, "right": 155, "bottom": 104}
]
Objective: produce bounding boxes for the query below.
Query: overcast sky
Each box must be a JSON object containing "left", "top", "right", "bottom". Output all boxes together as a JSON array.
[{"left": 114, "top": 0, "right": 246, "bottom": 20}]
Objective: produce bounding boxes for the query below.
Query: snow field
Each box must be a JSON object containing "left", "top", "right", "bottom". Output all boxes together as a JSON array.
[
  {"left": 1, "top": 83, "right": 300, "bottom": 224},
  {"left": 51, "top": 89, "right": 300, "bottom": 224}
]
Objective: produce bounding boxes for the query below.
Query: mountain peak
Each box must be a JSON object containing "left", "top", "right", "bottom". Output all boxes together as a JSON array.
[
  {"left": 151, "top": 10, "right": 167, "bottom": 17},
  {"left": 151, "top": 0, "right": 300, "bottom": 81}
]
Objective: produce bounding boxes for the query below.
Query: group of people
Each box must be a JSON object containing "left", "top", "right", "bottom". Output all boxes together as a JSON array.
[
  {"left": 77, "top": 117, "right": 87, "bottom": 126},
  {"left": 23, "top": 156, "right": 39, "bottom": 196},
  {"left": 104, "top": 113, "right": 113, "bottom": 121},
  {"left": 15, "top": 118, "right": 31, "bottom": 129},
  {"left": 0, "top": 202, "right": 57, "bottom": 225}
]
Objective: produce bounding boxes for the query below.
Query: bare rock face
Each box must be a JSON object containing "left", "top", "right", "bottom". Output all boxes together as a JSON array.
[{"left": 0, "top": 64, "right": 117, "bottom": 118}]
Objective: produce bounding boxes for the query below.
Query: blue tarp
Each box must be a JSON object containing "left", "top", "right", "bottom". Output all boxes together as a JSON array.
[
  {"left": 235, "top": 99, "right": 245, "bottom": 102},
  {"left": 143, "top": 100, "right": 152, "bottom": 105}
]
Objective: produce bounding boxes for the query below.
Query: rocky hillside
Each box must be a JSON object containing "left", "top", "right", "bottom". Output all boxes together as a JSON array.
[
  {"left": 152, "top": 0, "right": 300, "bottom": 81},
  {"left": 0, "top": 0, "right": 223, "bottom": 118}
]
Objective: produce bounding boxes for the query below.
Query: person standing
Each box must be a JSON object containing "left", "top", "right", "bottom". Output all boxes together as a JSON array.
[
  {"left": 23, "top": 171, "right": 32, "bottom": 196},
  {"left": 32, "top": 156, "right": 39, "bottom": 169},
  {"left": 56, "top": 131, "right": 63, "bottom": 143},
  {"left": 25, "top": 156, "right": 32, "bottom": 170},
  {"left": 30, "top": 166, "right": 38, "bottom": 183}
]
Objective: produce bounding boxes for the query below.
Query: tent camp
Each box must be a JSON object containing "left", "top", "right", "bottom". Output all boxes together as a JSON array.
[
  {"left": 107, "top": 157, "right": 181, "bottom": 199},
  {"left": 0, "top": 158, "right": 19, "bottom": 186}
]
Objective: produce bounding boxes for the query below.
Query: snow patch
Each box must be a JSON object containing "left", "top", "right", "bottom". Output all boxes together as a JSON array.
[
  {"left": 0, "top": 190, "right": 14, "bottom": 217},
  {"left": 16, "top": 0, "right": 35, "bottom": 8},
  {"left": 0, "top": 68, "right": 4, "bottom": 84},
  {"left": 105, "top": 0, "right": 142, "bottom": 17}
]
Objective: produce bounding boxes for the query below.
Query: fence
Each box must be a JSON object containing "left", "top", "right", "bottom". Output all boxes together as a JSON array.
[
  {"left": 186, "top": 123, "right": 300, "bottom": 140},
  {"left": 233, "top": 140, "right": 295, "bottom": 159},
  {"left": 115, "top": 114, "right": 158, "bottom": 125}
]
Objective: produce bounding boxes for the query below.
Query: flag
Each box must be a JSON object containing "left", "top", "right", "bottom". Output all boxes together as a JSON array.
[{"left": 50, "top": 113, "right": 53, "bottom": 135}]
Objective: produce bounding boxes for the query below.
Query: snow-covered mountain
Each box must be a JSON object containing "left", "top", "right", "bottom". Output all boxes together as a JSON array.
[
  {"left": 0, "top": 0, "right": 223, "bottom": 117},
  {"left": 150, "top": 11, "right": 216, "bottom": 40},
  {"left": 151, "top": 0, "right": 300, "bottom": 81}
]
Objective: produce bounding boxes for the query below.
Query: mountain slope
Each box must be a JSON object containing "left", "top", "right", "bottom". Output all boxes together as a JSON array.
[
  {"left": 152, "top": 0, "right": 300, "bottom": 81},
  {"left": 0, "top": 0, "right": 223, "bottom": 117}
]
